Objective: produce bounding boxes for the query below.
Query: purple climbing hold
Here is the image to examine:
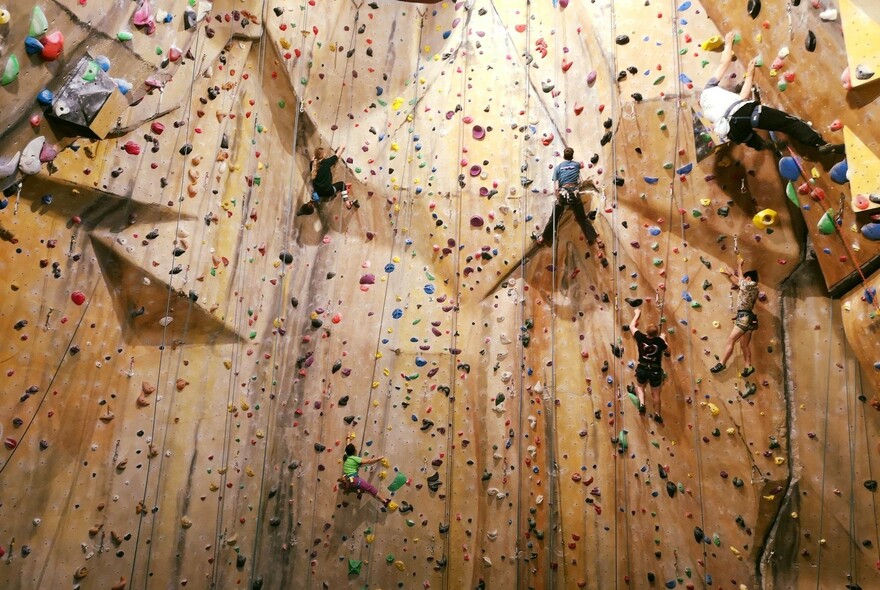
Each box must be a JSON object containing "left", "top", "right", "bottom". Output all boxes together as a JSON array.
[{"left": 472, "top": 125, "right": 485, "bottom": 140}]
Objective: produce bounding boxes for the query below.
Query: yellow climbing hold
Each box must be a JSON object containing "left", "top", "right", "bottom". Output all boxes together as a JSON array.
[
  {"left": 752, "top": 208, "right": 777, "bottom": 229},
  {"left": 390, "top": 142, "right": 400, "bottom": 152},
  {"left": 394, "top": 559, "right": 405, "bottom": 571},
  {"left": 378, "top": 470, "right": 387, "bottom": 479},
  {"left": 372, "top": 381, "right": 380, "bottom": 389},
  {"left": 775, "top": 457, "right": 786, "bottom": 465},
  {"left": 730, "top": 546, "right": 741, "bottom": 558},
  {"left": 700, "top": 36, "right": 724, "bottom": 51},
  {"left": 726, "top": 427, "right": 736, "bottom": 435},
  {"left": 700, "top": 198, "right": 711, "bottom": 206},
  {"left": 707, "top": 403, "right": 720, "bottom": 417},
  {"left": 365, "top": 533, "right": 375, "bottom": 543},
  {"left": 392, "top": 97, "right": 405, "bottom": 111}
]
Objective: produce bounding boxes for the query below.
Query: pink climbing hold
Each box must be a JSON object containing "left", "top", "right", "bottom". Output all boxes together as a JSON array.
[
  {"left": 151, "top": 121, "right": 165, "bottom": 135},
  {"left": 41, "top": 31, "right": 64, "bottom": 61},
  {"left": 71, "top": 291, "right": 86, "bottom": 305},
  {"left": 123, "top": 141, "right": 142, "bottom": 155}
]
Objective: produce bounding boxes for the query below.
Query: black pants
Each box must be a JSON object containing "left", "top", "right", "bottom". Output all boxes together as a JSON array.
[
  {"left": 542, "top": 190, "right": 598, "bottom": 246},
  {"left": 729, "top": 103, "right": 824, "bottom": 150},
  {"left": 315, "top": 181, "right": 345, "bottom": 200}
]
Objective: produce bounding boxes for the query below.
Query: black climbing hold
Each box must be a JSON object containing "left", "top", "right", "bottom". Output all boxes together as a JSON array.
[
  {"left": 188, "top": 290, "right": 198, "bottom": 302},
  {"left": 805, "top": 31, "right": 816, "bottom": 52},
  {"left": 236, "top": 554, "right": 246, "bottom": 568},
  {"left": 631, "top": 93, "right": 643, "bottom": 102},
  {"left": 343, "top": 416, "right": 355, "bottom": 424},
  {"left": 184, "top": 9, "right": 197, "bottom": 29},
  {"left": 611, "top": 344, "right": 623, "bottom": 358},
  {"left": 733, "top": 477, "right": 744, "bottom": 488},
  {"left": 748, "top": 0, "right": 761, "bottom": 19},
  {"left": 253, "top": 576, "right": 264, "bottom": 590},
  {"left": 438, "top": 523, "right": 449, "bottom": 534},
  {"left": 269, "top": 517, "right": 280, "bottom": 526},
  {"left": 600, "top": 131, "right": 612, "bottom": 146},
  {"left": 694, "top": 526, "right": 704, "bottom": 543},
  {"left": 314, "top": 443, "right": 326, "bottom": 452},
  {"left": 625, "top": 298, "right": 643, "bottom": 308},
  {"left": 421, "top": 419, "right": 434, "bottom": 431},
  {"left": 616, "top": 35, "right": 630, "bottom": 45},
  {"left": 658, "top": 465, "right": 667, "bottom": 479},
  {"left": 311, "top": 318, "right": 323, "bottom": 329},
  {"left": 338, "top": 395, "right": 349, "bottom": 407},
  {"left": 273, "top": 7, "right": 284, "bottom": 16},
  {"left": 865, "top": 480, "right": 878, "bottom": 492},
  {"left": 290, "top": 297, "right": 299, "bottom": 308},
  {"left": 331, "top": 360, "right": 342, "bottom": 373},
  {"left": 614, "top": 176, "right": 625, "bottom": 187},
  {"left": 179, "top": 143, "right": 193, "bottom": 155},
  {"left": 221, "top": 134, "right": 229, "bottom": 149},
  {"left": 590, "top": 153, "right": 600, "bottom": 164},
  {"left": 647, "top": 572, "right": 655, "bottom": 582},
  {"left": 666, "top": 481, "right": 676, "bottom": 498}
]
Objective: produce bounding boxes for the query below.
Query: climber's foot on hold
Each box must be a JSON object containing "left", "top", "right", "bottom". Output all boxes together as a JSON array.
[
  {"left": 639, "top": 403, "right": 647, "bottom": 415},
  {"left": 653, "top": 414, "right": 663, "bottom": 424},
  {"left": 710, "top": 362, "right": 726, "bottom": 373},
  {"left": 740, "top": 365, "right": 755, "bottom": 378},
  {"left": 741, "top": 382, "right": 757, "bottom": 399},
  {"left": 817, "top": 143, "right": 845, "bottom": 155}
]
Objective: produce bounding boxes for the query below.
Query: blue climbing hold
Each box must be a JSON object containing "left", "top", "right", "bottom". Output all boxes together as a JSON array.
[
  {"left": 682, "top": 291, "right": 692, "bottom": 302},
  {"left": 376, "top": 86, "right": 384, "bottom": 96},
  {"left": 24, "top": 36, "right": 44, "bottom": 55},
  {"left": 648, "top": 226, "right": 661, "bottom": 236},
  {"left": 644, "top": 176, "right": 659, "bottom": 184},
  {"left": 829, "top": 159, "right": 848, "bottom": 184},
  {"left": 384, "top": 263, "right": 396, "bottom": 272},
  {"left": 392, "top": 308, "right": 403, "bottom": 319},
  {"left": 415, "top": 357, "right": 427, "bottom": 367},
  {"left": 424, "top": 284, "right": 435, "bottom": 294},
  {"left": 778, "top": 156, "right": 800, "bottom": 181},
  {"left": 94, "top": 55, "right": 111, "bottom": 72},
  {"left": 861, "top": 223, "right": 880, "bottom": 241},
  {"left": 675, "top": 162, "right": 693, "bottom": 175},
  {"left": 41, "top": 194, "right": 52, "bottom": 205},
  {"left": 678, "top": 1, "right": 692, "bottom": 11},
  {"left": 666, "top": 580, "right": 677, "bottom": 589},
  {"left": 113, "top": 78, "right": 133, "bottom": 94},
  {"left": 679, "top": 73, "right": 692, "bottom": 84},
  {"left": 37, "top": 89, "right": 54, "bottom": 105}
]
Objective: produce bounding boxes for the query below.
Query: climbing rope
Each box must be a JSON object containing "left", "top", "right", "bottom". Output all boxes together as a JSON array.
[
  {"left": 813, "top": 298, "right": 834, "bottom": 586},
  {"left": 126, "top": 20, "right": 209, "bottom": 589},
  {"left": 667, "top": 5, "right": 713, "bottom": 585},
  {"left": 513, "top": 1, "right": 534, "bottom": 586}
]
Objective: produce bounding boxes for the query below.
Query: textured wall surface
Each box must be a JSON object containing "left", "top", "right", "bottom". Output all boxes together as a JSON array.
[{"left": 0, "top": 1, "right": 878, "bottom": 589}]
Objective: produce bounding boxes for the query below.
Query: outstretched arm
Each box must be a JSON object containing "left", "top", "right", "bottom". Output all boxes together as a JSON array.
[
  {"left": 361, "top": 455, "right": 385, "bottom": 465},
  {"left": 628, "top": 309, "right": 641, "bottom": 334},
  {"left": 712, "top": 31, "right": 737, "bottom": 82},
  {"left": 739, "top": 58, "right": 757, "bottom": 100}
]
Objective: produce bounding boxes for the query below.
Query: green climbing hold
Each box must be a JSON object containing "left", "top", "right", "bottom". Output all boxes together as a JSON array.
[
  {"left": 817, "top": 209, "right": 835, "bottom": 235},
  {"left": 653, "top": 75, "right": 666, "bottom": 85},
  {"left": 82, "top": 60, "right": 100, "bottom": 82},
  {"left": 30, "top": 6, "right": 48, "bottom": 37},
  {"left": 386, "top": 554, "right": 395, "bottom": 562},
  {"left": 348, "top": 559, "right": 363, "bottom": 575},
  {"left": 712, "top": 532, "right": 721, "bottom": 546},
  {"left": 617, "top": 430, "right": 628, "bottom": 453},
  {"left": 1, "top": 54, "right": 20, "bottom": 86},
  {"left": 786, "top": 182, "right": 799, "bottom": 206},
  {"left": 388, "top": 471, "right": 407, "bottom": 492},
  {"left": 117, "top": 31, "right": 134, "bottom": 42}
]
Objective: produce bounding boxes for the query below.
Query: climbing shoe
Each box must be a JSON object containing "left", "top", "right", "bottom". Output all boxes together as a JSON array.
[
  {"left": 296, "top": 203, "right": 315, "bottom": 216},
  {"left": 639, "top": 403, "right": 647, "bottom": 415},
  {"left": 653, "top": 414, "right": 663, "bottom": 424},
  {"left": 742, "top": 382, "right": 757, "bottom": 399},
  {"left": 740, "top": 365, "right": 755, "bottom": 378},
  {"left": 710, "top": 363, "right": 725, "bottom": 373},
  {"left": 817, "top": 143, "right": 845, "bottom": 155}
]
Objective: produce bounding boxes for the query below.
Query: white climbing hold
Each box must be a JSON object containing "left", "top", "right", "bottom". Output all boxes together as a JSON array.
[
  {"left": 819, "top": 8, "right": 837, "bottom": 21},
  {"left": 19, "top": 136, "right": 46, "bottom": 175},
  {"left": 158, "top": 316, "right": 173, "bottom": 327}
]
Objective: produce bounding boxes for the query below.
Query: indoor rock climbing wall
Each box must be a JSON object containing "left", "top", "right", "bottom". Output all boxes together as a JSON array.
[{"left": 1, "top": 1, "right": 879, "bottom": 589}]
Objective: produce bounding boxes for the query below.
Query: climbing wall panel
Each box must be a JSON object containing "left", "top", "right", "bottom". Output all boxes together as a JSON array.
[
  {"left": 1, "top": 1, "right": 880, "bottom": 590},
  {"left": 840, "top": 0, "right": 880, "bottom": 89}
]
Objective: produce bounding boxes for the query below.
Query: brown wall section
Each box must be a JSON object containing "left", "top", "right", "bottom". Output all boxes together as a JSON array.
[{"left": 0, "top": 2, "right": 878, "bottom": 589}]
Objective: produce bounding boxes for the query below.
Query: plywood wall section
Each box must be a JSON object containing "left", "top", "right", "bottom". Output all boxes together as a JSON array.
[{"left": 1, "top": 2, "right": 879, "bottom": 590}]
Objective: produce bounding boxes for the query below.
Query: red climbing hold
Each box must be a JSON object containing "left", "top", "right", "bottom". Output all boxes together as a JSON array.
[
  {"left": 41, "top": 31, "right": 64, "bottom": 61},
  {"left": 71, "top": 291, "right": 86, "bottom": 305}
]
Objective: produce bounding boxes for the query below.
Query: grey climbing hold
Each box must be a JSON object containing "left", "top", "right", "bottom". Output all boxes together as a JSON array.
[{"left": 19, "top": 137, "right": 46, "bottom": 175}]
